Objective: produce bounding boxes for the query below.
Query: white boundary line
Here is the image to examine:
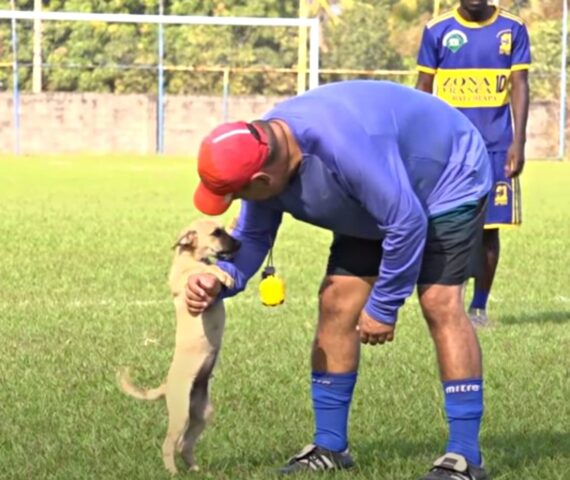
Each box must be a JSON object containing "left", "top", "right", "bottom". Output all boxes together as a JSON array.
[
  {"left": 0, "top": 299, "right": 170, "bottom": 309},
  {"left": 1, "top": 296, "right": 569, "bottom": 310}
]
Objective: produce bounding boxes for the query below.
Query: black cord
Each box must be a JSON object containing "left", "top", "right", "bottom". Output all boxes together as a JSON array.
[{"left": 263, "top": 235, "right": 276, "bottom": 277}]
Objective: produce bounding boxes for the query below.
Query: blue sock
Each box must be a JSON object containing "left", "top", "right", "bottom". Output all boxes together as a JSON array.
[
  {"left": 312, "top": 371, "right": 357, "bottom": 452},
  {"left": 443, "top": 378, "right": 483, "bottom": 466},
  {"left": 470, "top": 289, "right": 489, "bottom": 310}
]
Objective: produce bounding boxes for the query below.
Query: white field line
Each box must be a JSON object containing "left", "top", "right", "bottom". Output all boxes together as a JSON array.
[
  {"left": 1, "top": 296, "right": 568, "bottom": 310},
  {"left": 0, "top": 298, "right": 170, "bottom": 309}
]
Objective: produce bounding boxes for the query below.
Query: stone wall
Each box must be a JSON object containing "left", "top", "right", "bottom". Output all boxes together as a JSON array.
[{"left": 0, "top": 92, "right": 567, "bottom": 158}]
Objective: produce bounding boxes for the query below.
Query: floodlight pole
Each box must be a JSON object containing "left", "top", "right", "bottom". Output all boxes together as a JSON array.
[
  {"left": 297, "top": 0, "right": 308, "bottom": 94},
  {"left": 559, "top": 0, "right": 568, "bottom": 159},
  {"left": 433, "top": 0, "right": 440, "bottom": 17},
  {"left": 9, "top": 0, "right": 20, "bottom": 154},
  {"left": 308, "top": 18, "right": 320, "bottom": 89},
  {"left": 222, "top": 67, "right": 230, "bottom": 122},
  {"left": 157, "top": 0, "right": 165, "bottom": 154},
  {"left": 32, "top": 0, "right": 42, "bottom": 93}
]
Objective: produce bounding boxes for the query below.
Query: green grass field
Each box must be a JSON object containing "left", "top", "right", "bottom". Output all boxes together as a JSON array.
[{"left": 0, "top": 155, "right": 569, "bottom": 480}]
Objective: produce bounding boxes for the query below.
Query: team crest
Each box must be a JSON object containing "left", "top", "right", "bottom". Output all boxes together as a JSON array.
[
  {"left": 443, "top": 30, "right": 468, "bottom": 53},
  {"left": 494, "top": 182, "right": 510, "bottom": 206},
  {"left": 498, "top": 30, "right": 512, "bottom": 55}
]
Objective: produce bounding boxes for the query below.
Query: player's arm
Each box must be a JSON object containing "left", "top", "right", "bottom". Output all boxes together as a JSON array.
[
  {"left": 415, "top": 25, "right": 438, "bottom": 94},
  {"left": 508, "top": 69, "right": 529, "bottom": 177},
  {"left": 507, "top": 23, "right": 531, "bottom": 178},
  {"left": 216, "top": 200, "right": 283, "bottom": 298},
  {"left": 416, "top": 72, "right": 435, "bottom": 94},
  {"left": 320, "top": 135, "right": 428, "bottom": 325}
]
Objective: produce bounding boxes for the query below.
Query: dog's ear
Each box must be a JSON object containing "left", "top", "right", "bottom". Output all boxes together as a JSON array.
[{"left": 172, "top": 230, "right": 197, "bottom": 250}]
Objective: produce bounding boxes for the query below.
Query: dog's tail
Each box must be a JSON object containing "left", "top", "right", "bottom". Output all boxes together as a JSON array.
[{"left": 117, "top": 367, "right": 166, "bottom": 401}]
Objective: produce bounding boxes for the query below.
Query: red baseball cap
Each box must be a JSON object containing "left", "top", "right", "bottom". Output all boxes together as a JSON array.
[{"left": 194, "top": 121, "right": 270, "bottom": 215}]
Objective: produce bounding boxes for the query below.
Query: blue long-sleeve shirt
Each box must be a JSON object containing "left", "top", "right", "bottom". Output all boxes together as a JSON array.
[{"left": 218, "top": 80, "right": 492, "bottom": 324}]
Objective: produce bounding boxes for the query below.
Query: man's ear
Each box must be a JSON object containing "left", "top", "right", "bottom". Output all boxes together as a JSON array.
[
  {"left": 250, "top": 172, "right": 271, "bottom": 186},
  {"left": 172, "top": 230, "right": 197, "bottom": 250}
]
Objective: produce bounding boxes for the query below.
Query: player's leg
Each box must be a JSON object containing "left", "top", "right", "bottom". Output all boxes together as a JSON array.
[
  {"left": 279, "top": 235, "right": 379, "bottom": 475},
  {"left": 469, "top": 150, "right": 521, "bottom": 328},
  {"left": 418, "top": 200, "right": 489, "bottom": 480},
  {"left": 470, "top": 227, "right": 500, "bottom": 326},
  {"left": 469, "top": 151, "right": 500, "bottom": 327}
]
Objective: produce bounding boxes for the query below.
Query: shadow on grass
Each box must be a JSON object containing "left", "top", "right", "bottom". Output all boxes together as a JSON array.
[
  {"left": 362, "top": 430, "right": 570, "bottom": 465},
  {"left": 499, "top": 310, "right": 570, "bottom": 325},
  {"left": 200, "top": 430, "right": 570, "bottom": 478}
]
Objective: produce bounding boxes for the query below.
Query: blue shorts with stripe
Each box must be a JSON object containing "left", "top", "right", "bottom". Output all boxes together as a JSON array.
[{"left": 484, "top": 151, "right": 522, "bottom": 229}]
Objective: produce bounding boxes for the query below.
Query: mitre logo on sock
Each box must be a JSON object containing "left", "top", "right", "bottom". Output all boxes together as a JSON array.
[
  {"left": 445, "top": 383, "right": 481, "bottom": 394},
  {"left": 312, "top": 378, "right": 332, "bottom": 385}
]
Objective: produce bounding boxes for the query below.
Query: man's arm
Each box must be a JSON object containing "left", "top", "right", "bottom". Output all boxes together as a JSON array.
[
  {"left": 416, "top": 25, "right": 438, "bottom": 94},
  {"left": 506, "top": 69, "right": 529, "bottom": 178},
  {"left": 217, "top": 200, "right": 283, "bottom": 298},
  {"left": 416, "top": 72, "right": 435, "bottom": 94},
  {"left": 362, "top": 182, "right": 427, "bottom": 326},
  {"left": 506, "top": 21, "right": 531, "bottom": 178},
  {"left": 511, "top": 70, "right": 530, "bottom": 144},
  {"left": 320, "top": 133, "right": 428, "bottom": 325}
]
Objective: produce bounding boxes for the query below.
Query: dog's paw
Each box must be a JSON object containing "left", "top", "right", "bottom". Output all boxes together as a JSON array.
[
  {"left": 165, "top": 464, "right": 178, "bottom": 475},
  {"left": 206, "top": 267, "right": 235, "bottom": 289},
  {"left": 218, "top": 271, "right": 235, "bottom": 289}
]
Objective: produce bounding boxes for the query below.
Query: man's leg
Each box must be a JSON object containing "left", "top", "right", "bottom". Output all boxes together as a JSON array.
[
  {"left": 279, "top": 235, "right": 379, "bottom": 475},
  {"left": 417, "top": 201, "right": 488, "bottom": 480},
  {"left": 420, "top": 284, "right": 485, "bottom": 473},
  {"left": 420, "top": 284, "right": 482, "bottom": 380},
  {"left": 311, "top": 275, "right": 373, "bottom": 451},
  {"left": 417, "top": 200, "right": 488, "bottom": 480},
  {"left": 469, "top": 149, "right": 520, "bottom": 328},
  {"left": 469, "top": 228, "right": 500, "bottom": 322}
]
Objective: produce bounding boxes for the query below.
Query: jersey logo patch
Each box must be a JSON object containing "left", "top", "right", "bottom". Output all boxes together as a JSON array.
[
  {"left": 498, "top": 30, "right": 512, "bottom": 55},
  {"left": 494, "top": 182, "right": 510, "bottom": 206},
  {"left": 443, "top": 30, "right": 468, "bottom": 53}
]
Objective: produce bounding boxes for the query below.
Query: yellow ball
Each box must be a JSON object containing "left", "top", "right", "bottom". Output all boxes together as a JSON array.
[{"left": 259, "top": 274, "right": 286, "bottom": 306}]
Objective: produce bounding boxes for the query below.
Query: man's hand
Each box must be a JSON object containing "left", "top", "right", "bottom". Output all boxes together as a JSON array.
[
  {"left": 357, "top": 310, "right": 395, "bottom": 346},
  {"left": 185, "top": 273, "right": 222, "bottom": 316},
  {"left": 505, "top": 141, "right": 525, "bottom": 178}
]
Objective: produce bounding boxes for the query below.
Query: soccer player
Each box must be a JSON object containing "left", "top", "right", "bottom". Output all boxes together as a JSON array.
[
  {"left": 416, "top": 0, "right": 531, "bottom": 328},
  {"left": 186, "top": 80, "right": 492, "bottom": 479}
]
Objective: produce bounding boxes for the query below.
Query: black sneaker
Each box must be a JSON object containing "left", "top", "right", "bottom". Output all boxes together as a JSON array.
[
  {"left": 419, "top": 453, "right": 489, "bottom": 480},
  {"left": 278, "top": 444, "right": 354, "bottom": 474}
]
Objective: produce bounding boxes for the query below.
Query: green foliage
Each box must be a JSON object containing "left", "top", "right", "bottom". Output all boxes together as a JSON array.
[
  {"left": 528, "top": 19, "right": 563, "bottom": 100},
  {"left": 0, "top": 0, "right": 567, "bottom": 96},
  {"left": 321, "top": 0, "right": 403, "bottom": 84}
]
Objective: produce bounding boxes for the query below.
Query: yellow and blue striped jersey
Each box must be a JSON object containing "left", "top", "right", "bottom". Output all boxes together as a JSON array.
[{"left": 417, "top": 7, "right": 531, "bottom": 151}]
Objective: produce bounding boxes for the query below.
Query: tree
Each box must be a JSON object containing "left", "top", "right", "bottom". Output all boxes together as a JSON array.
[
  {"left": 0, "top": 0, "right": 566, "bottom": 97},
  {"left": 320, "top": 0, "right": 403, "bottom": 83}
]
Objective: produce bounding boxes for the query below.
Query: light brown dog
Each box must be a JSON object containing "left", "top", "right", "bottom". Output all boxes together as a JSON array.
[{"left": 118, "top": 219, "right": 240, "bottom": 474}]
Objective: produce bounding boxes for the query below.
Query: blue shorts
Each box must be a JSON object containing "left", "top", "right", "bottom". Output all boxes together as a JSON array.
[{"left": 484, "top": 151, "right": 522, "bottom": 229}]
